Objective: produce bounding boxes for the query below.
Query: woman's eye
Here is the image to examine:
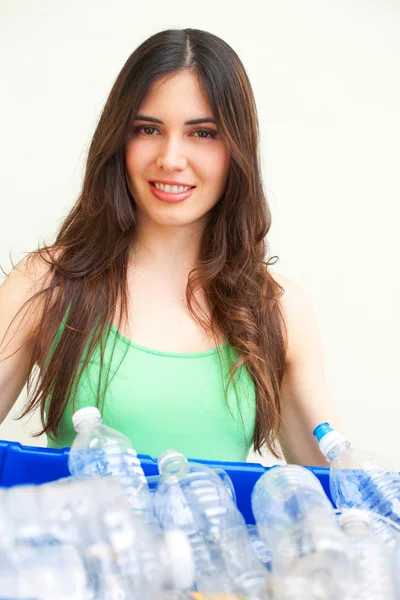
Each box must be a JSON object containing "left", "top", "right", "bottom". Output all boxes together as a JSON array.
[
  {"left": 193, "top": 128, "right": 217, "bottom": 139},
  {"left": 135, "top": 125, "right": 159, "bottom": 135}
]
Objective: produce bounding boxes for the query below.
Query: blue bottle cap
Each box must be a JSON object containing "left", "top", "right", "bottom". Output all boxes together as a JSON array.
[{"left": 312, "top": 422, "right": 333, "bottom": 442}]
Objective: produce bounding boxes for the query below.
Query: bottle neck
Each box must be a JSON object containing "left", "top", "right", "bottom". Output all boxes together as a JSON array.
[
  {"left": 158, "top": 451, "right": 189, "bottom": 483},
  {"left": 75, "top": 416, "right": 102, "bottom": 433},
  {"left": 326, "top": 440, "right": 351, "bottom": 462},
  {"left": 340, "top": 514, "right": 372, "bottom": 538}
]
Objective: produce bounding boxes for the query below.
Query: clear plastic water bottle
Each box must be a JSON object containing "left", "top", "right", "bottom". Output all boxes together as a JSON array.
[
  {"left": 0, "top": 544, "right": 90, "bottom": 600},
  {"left": 0, "top": 478, "right": 104, "bottom": 550},
  {"left": 0, "top": 477, "right": 193, "bottom": 600},
  {"left": 153, "top": 449, "right": 269, "bottom": 598},
  {"left": 146, "top": 459, "right": 237, "bottom": 506},
  {"left": 392, "top": 537, "right": 400, "bottom": 596},
  {"left": 313, "top": 422, "right": 400, "bottom": 530},
  {"left": 246, "top": 524, "right": 272, "bottom": 570},
  {"left": 68, "top": 406, "right": 158, "bottom": 529},
  {"left": 0, "top": 481, "right": 93, "bottom": 599},
  {"left": 0, "top": 479, "right": 97, "bottom": 550},
  {"left": 82, "top": 495, "right": 193, "bottom": 600},
  {"left": 217, "top": 523, "right": 272, "bottom": 599},
  {"left": 251, "top": 464, "right": 352, "bottom": 600},
  {"left": 0, "top": 483, "right": 43, "bottom": 547},
  {"left": 0, "top": 548, "right": 18, "bottom": 599},
  {"left": 339, "top": 508, "right": 397, "bottom": 600}
]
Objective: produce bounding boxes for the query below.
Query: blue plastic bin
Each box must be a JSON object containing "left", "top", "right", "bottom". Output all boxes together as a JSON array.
[{"left": 0, "top": 439, "right": 333, "bottom": 524}]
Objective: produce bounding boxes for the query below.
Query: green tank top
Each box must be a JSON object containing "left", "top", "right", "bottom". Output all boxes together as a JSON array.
[{"left": 46, "top": 318, "right": 256, "bottom": 462}]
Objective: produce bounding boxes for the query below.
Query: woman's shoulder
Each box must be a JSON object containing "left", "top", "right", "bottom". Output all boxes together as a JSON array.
[
  {"left": 269, "top": 269, "right": 312, "bottom": 313},
  {"left": 0, "top": 247, "right": 61, "bottom": 335},
  {"left": 1, "top": 251, "right": 51, "bottom": 308},
  {"left": 11, "top": 246, "right": 60, "bottom": 283},
  {"left": 268, "top": 269, "right": 316, "bottom": 362}
]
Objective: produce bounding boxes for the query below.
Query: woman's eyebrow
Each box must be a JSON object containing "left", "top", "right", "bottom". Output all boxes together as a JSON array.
[{"left": 134, "top": 114, "right": 216, "bottom": 125}]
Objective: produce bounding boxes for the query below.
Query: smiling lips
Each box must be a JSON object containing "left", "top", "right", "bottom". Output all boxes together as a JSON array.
[
  {"left": 150, "top": 180, "right": 196, "bottom": 192},
  {"left": 154, "top": 182, "right": 193, "bottom": 194},
  {"left": 149, "top": 181, "right": 196, "bottom": 203}
]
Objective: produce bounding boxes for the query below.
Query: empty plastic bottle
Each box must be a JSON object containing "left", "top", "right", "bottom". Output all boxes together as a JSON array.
[
  {"left": 0, "top": 481, "right": 95, "bottom": 599},
  {"left": 339, "top": 509, "right": 397, "bottom": 600},
  {"left": 68, "top": 406, "right": 158, "bottom": 529},
  {"left": 251, "top": 464, "right": 352, "bottom": 600},
  {"left": 0, "top": 483, "right": 44, "bottom": 547},
  {"left": 392, "top": 537, "right": 400, "bottom": 596},
  {"left": 0, "top": 477, "right": 193, "bottom": 600},
  {"left": 0, "top": 544, "right": 90, "bottom": 600},
  {"left": 246, "top": 524, "right": 272, "bottom": 570},
  {"left": 0, "top": 478, "right": 98, "bottom": 550},
  {"left": 0, "top": 549, "right": 18, "bottom": 599},
  {"left": 313, "top": 422, "right": 400, "bottom": 533},
  {"left": 153, "top": 449, "right": 269, "bottom": 599},
  {"left": 217, "top": 523, "right": 272, "bottom": 599}
]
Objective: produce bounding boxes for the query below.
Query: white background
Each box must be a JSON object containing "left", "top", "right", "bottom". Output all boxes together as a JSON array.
[{"left": 0, "top": 0, "right": 399, "bottom": 466}]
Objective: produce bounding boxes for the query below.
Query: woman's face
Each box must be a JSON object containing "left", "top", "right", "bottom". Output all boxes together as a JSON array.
[{"left": 124, "top": 70, "right": 230, "bottom": 230}]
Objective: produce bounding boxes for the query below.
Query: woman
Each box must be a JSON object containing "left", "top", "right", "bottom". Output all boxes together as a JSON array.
[{"left": 0, "top": 28, "right": 340, "bottom": 464}]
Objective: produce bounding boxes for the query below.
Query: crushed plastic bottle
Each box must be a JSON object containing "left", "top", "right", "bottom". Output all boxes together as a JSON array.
[
  {"left": 313, "top": 422, "right": 400, "bottom": 536},
  {"left": 153, "top": 449, "right": 269, "bottom": 599},
  {"left": 251, "top": 464, "right": 352, "bottom": 600},
  {"left": 68, "top": 406, "right": 159, "bottom": 529}
]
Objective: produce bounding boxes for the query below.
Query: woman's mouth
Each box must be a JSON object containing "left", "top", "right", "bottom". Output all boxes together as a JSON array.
[{"left": 149, "top": 182, "right": 196, "bottom": 203}]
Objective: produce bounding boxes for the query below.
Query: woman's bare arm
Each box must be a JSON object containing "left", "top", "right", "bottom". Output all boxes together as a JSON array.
[
  {"left": 272, "top": 272, "right": 342, "bottom": 467},
  {"left": 0, "top": 255, "right": 50, "bottom": 424}
]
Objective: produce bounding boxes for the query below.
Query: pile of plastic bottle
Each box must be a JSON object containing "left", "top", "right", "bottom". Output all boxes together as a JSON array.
[{"left": 1, "top": 408, "right": 400, "bottom": 600}]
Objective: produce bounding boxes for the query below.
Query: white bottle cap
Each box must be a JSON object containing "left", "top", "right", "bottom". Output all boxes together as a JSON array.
[
  {"left": 72, "top": 407, "right": 101, "bottom": 431},
  {"left": 163, "top": 529, "right": 194, "bottom": 590},
  {"left": 318, "top": 430, "right": 349, "bottom": 459}
]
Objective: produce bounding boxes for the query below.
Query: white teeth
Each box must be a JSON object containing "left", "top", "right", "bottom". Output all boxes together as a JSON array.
[{"left": 154, "top": 182, "right": 192, "bottom": 193}]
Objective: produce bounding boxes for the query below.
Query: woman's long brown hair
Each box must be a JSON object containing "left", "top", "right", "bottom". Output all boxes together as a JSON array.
[{"left": 2, "top": 28, "right": 288, "bottom": 456}]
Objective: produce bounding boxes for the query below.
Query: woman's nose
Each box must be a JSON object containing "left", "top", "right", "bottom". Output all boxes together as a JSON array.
[{"left": 156, "top": 136, "right": 188, "bottom": 171}]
